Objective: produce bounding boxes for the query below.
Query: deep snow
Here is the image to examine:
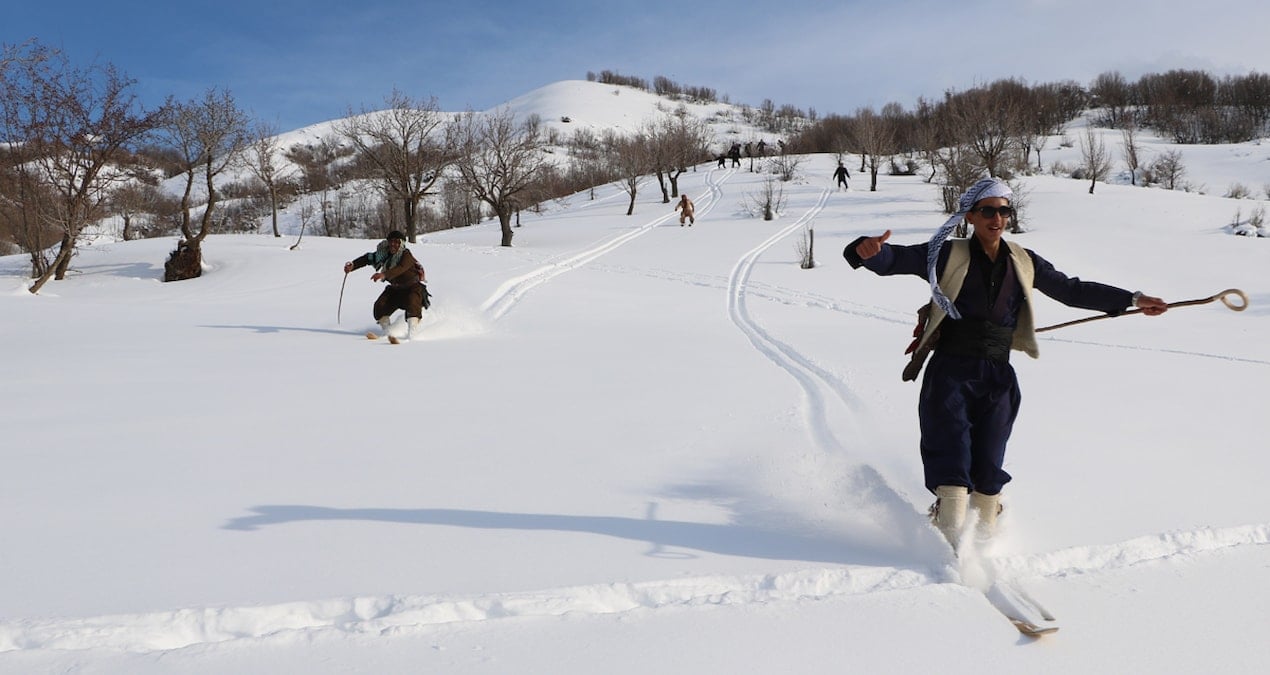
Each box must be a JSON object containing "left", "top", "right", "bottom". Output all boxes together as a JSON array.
[{"left": 2, "top": 83, "right": 1269, "bottom": 674}]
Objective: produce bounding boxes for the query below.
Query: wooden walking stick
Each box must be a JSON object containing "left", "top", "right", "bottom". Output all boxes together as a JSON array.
[
  {"left": 1037, "top": 288, "right": 1248, "bottom": 333},
  {"left": 337, "top": 271, "right": 349, "bottom": 325}
]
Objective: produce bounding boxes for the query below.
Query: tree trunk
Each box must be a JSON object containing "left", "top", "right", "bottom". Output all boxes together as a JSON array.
[
  {"left": 27, "top": 242, "right": 74, "bottom": 294},
  {"left": 164, "top": 240, "right": 203, "bottom": 281},
  {"left": 498, "top": 207, "right": 514, "bottom": 247},
  {"left": 270, "top": 187, "right": 280, "bottom": 237},
  {"left": 404, "top": 197, "right": 418, "bottom": 242},
  {"left": 52, "top": 233, "right": 74, "bottom": 280}
]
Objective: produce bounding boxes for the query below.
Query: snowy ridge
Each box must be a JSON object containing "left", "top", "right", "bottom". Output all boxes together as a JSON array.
[
  {"left": 0, "top": 566, "right": 936, "bottom": 654},
  {"left": 2, "top": 523, "right": 1265, "bottom": 655},
  {"left": 991, "top": 522, "right": 1270, "bottom": 580}
]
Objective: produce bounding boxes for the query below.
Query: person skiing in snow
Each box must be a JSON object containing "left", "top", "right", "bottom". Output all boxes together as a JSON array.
[
  {"left": 842, "top": 177, "right": 1168, "bottom": 548},
  {"left": 343, "top": 230, "right": 429, "bottom": 340},
  {"left": 833, "top": 161, "right": 851, "bottom": 190},
  {"left": 675, "top": 194, "right": 695, "bottom": 226}
]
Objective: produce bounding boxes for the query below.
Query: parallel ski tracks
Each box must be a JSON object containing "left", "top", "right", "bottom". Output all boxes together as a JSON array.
[
  {"left": 480, "top": 168, "right": 735, "bottom": 321},
  {"left": 723, "top": 187, "right": 926, "bottom": 546}
]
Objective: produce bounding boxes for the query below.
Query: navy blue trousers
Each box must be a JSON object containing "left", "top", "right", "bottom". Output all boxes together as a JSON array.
[{"left": 917, "top": 353, "right": 1020, "bottom": 495}]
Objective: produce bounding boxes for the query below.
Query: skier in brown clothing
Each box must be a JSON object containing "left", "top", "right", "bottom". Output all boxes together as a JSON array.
[
  {"left": 343, "top": 230, "right": 429, "bottom": 340},
  {"left": 675, "top": 194, "right": 695, "bottom": 226}
]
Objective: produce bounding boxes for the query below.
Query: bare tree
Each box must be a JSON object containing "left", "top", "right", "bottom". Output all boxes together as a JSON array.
[
  {"left": 852, "top": 106, "right": 895, "bottom": 191},
  {"left": 1, "top": 41, "right": 164, "bottom": 293},
  {"left": 244, "top": 121, "right": 294, "bottom": 237},
  {"left": 157, "top": 87, "right": 251, "bottom": 281},
  {"left": 661, "top": 109, "right": 712, "bottom": 198},
  {"left": 285, "top": 134, "right": 348, "bottom": 194},
  {"left": 946, "top": 87, "right": 1017, "bottom": 178},
  {"left": 1147, "top": 149, "right": 1187, "bottom": 190},
  {"left": 334, "top": 89, "right": 454, "bottom": 243},
  {"left": 603, "top": 129, "right": 652, "bottom": 217},
  {"left": 452, "top": 107, "right": 548, "bottom": 247},
  {"left": 642, "top": 119, "right": 674, "bottom": 204},
  {"left": 911, "top": 97, "right": 944, "bottom": 182},
  {"left": 1090, "top": 71, "right": 1135, "bottom": 128},
  {"left": 565, "top": 127, "right": 612, "bottom": 201},
  {"left": 1079, "top": 125, "right": 1112, "bottom": 194},
  {"left": 1121, "top": 119, "right": 1141, "bottom": 186},
  {"left": 0, "top": 147, "right": 59, "bottom": 273},
  {"left": 108, "top": 183, "right": 162, "bottom": 241}
]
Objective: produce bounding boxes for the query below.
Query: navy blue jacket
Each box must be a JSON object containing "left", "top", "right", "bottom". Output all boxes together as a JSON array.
[{"left": 844, "top": 236, "right": 1134, "bottom": 326}]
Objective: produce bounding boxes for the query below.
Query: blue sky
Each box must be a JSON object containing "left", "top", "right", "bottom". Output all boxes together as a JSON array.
[{"left": 7, "top": 0, "right": 1269, "bottom": 132}]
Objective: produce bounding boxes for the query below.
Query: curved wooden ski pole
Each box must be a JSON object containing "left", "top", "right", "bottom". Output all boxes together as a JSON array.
[
  {"left": 1037, "top": 288, "right": 1247, "bottom": 333},
  {"left": 337, "top": 271, "right": 349, "bottom": 325}
]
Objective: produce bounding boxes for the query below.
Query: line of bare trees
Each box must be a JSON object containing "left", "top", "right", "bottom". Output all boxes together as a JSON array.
[
  {"left": 791, "top": 68, "right": 1270, "bottom": 220},
  {"left": 4, "top": 40, "right": 725, "bottom": 290},
  {"left": 1090, "top": 69, "right": 1270, "bottom": 143},
  {"left": 14, "top": 41, "right": 1263, "bottom": 292}
]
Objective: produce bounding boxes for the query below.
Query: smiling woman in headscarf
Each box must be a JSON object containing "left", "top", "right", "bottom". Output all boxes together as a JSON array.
[{"left": 843, "top": 177, "right": 1168, "bottom": 550}]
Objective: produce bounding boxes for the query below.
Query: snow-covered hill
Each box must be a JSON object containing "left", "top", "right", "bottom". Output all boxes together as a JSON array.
[{"left": 2, "top": 83, "right": 1269, "bottom": 673}]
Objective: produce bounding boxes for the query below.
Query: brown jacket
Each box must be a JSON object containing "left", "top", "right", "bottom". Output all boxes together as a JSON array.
[{"left": 350, "top": 248, "right": 423, "bottom": 286}]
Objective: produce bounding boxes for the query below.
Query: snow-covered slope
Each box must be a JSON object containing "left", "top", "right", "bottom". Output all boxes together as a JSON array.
[{"left": 2, "top": 117, "right": 1269, "bottom": 672}]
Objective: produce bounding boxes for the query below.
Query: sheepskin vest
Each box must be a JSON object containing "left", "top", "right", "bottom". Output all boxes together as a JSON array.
[{"left": 916, "top": 239, "right": 1039, "bottom": 359}]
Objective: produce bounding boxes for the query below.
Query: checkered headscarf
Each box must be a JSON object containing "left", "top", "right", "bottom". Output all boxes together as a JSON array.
[{"left": 927, "top": 178, "right": 1013, "bottom": 319}]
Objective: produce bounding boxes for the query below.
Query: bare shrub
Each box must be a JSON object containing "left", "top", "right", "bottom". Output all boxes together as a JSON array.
[
  {"left": 1225, "top": 182, "right": 1252, "bottom": 199},
  {"left": 1145, "top": 150, "right": 1187, "bottom": 190},
  {"left": 889, "top": 157, "right": 920, "bottom": 175},
  {"left": 743, "top": 177, "right": 786, "bottom": 221},
  {"left": 1250, "top": 204, "right": 1266, "bottom": 229},
  {"left": 768, "top": 153, "right": 802, "bottom": 182}
]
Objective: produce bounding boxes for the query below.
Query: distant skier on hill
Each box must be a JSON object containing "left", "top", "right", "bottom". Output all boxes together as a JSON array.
[
  {"left": 843, "top": 178, "right": 1168, "bottom": 549},
  {"left": 833, "top": 161, "right": 851, "bottom": 190},
  {"left": 675, "top": 194, "right": 695, "bottom": 226},
  {"left": 343, "top": 230, "right": 429, "bottom": 340}
]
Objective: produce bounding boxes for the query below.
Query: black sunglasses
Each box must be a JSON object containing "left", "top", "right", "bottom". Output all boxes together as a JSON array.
[{"left": 971, "top": 205, "right": 1015, "bottom": 219}]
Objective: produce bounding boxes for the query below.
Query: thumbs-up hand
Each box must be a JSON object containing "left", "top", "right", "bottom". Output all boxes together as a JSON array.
[{"left": 855, "top": 230, "right": 891, "bottom": 260}]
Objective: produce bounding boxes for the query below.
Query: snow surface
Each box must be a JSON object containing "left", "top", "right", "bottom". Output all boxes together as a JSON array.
[{"left": 2, "top": 83, "right": 1270, "bottom": 673}]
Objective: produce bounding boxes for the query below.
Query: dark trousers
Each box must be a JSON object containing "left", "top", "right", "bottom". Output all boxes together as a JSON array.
[
  {"left": 373, "top": 283, "right": 424, "bottom": 319},
  {"left": 917, "top": 353, "right": 1020, "bottom": 495}
]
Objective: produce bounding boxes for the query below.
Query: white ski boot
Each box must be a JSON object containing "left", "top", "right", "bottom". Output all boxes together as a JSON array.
[
  {"left": 970, "top": 491, "right": 1003, "bottom": 541},
  {"left": 929, "top": 485, "right": 969, "bottom": 549},
  {"left": 366, "top": 316, "right": 392, "bottom": 340}
]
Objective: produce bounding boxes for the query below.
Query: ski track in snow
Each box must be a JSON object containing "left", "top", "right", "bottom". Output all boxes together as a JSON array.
[
  {"left": 2, "top": 524, "right": 1266, "bottom": 655},
  {"left": 723, "top": 188, "right": 935, "bottom": 555},
  {"left": 479, "top": 168, "right": 735, "bottom": 321}
]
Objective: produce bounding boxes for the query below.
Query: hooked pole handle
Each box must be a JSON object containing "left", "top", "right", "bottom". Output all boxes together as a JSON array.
[{"left": 1036, "top": 288, "right": 1247, "bottom": 333}]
